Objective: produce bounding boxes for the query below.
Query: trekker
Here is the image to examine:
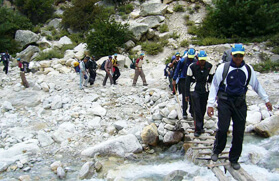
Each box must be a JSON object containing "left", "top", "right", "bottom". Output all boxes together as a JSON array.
[
  {"left": 166, "top": 52, "right": 180, "bottom": 94},
  {"left": 207, "top": 44, "right": 273, "bottom": 170},
  {"left": 17, "top": 58, "right": 29, "bottom": 88},
  {"left": 1, "top": 50, "right": 10, "bottom": 74},
  {"left": 112, "top": 53, "right": 121, "bottom": 85},
  {"left": 87, "top": 56, "right": 97, "bottom": 85},
  {"left": 79, "top": 57, "right": 89, "bottom": 90},
  {"left": 172, "top": 48, "right": 197, "bottom": 119},
  {"left": 132, "top": 53, "right": 148, "bottom": 86},
  {"left": 185, "top": 50, "right": 215, "bottom": 137},
  {"left": 103, "top": 55, "right": 113, "bottom": 86}
]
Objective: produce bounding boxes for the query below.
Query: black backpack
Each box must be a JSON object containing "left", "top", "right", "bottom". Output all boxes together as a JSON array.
[
  {"left": 100, "top": 60, "right": 107, "bottom": 70},
  {"left": 130, "top": 58, "right": 136, "bottom": 69}
]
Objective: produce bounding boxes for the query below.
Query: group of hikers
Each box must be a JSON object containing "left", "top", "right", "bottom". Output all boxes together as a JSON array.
[
  {"left": 75, "top": 53, "right": 148, "bottom": 90},
  {"left": 165, "top": 44, "right": 273, "bottom": 170},
  {"left": 1, "top": 44, "right": 274, "bottom": 170}
]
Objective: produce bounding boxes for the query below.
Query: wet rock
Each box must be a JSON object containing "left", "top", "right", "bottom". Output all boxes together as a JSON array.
[
  {"left": 18, "top": 175, "right": 31, "bottom": 181},
  {"left": 81, "top": 134, "right": 142, "bottom": 157},
  {"left": 254, "top": 115, "right": 279, "bottom": 137},
  {"left": 57, "top": 166, "right": 66, "bottom": 179},
  {"left": 163, "top": 131, "right": 184, "bottom": 144},
  {"left": 50, "top": 161, "right": 62, "bottom": 173},
  {"left": 79, "top": 161, "right": 94, "bottom": 180}
]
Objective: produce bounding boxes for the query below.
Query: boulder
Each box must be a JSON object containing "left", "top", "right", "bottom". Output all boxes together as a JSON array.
[
  {"left": 36, "top": 37, "right": 52, "bottom": 48},
  {"left": 141, "top": 123, "right": 159, "bottom": 146},
  {"left": 81, "top": 134, "right": 142, "bottom": 157},
  {"left": 48, "top": 18, "right": 62, "bottom": 29},
  {"left": 58, "top": 36, "right": 72, "bottom": 45},
  {"left": 136, "top": 16, "right": 165, "bottom": 29},
  {"left": 254, "top": 115, "right": 279, "bottom": 137},
  {"left": 16, "top": 45, "right": 40, "bottom": 62},
  {"left": 129, "top": 22, "right": 149, "bottom": 41},
  {"left": 15, "top": 30, "right": 40, "bottom": 49},
  {"left": 163, "top": 131, "right": 184, "bottom": 144},
  {"left": 140, "top": 1, "right": 168, "bottom": 17}
]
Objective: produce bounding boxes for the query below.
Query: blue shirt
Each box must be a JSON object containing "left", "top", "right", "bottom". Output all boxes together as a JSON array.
[{"left": 173, "top": 57, "right": 197, "bottom": 81}]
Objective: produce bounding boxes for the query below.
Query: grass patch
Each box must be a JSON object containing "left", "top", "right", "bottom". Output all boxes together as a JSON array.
[
  {"left": 34, "top": 49, "right": 64, "bottom": 61},
  {"left": 252, "top": 60, "right": 279, "bottom": 73},
  {"left": 191, "top": 37, "right": 227, "bottom": 46},
  {"left": 141, "top": 41, "right": 164, "bottom": 55},
  {"left": 118, "top": 4, "right": 134, "bottom": 14},
  {"left": 159, "top": 24, "right": 169, "bottom": 33},
  {"left": 180, "top": 39, "right": 189, "bottom": 47},
  {"left": 173, "top": 4, "right": 185, "bottom": 12},
  {"left": 170, "top": 31, "right": 180, "bottom": 39}
]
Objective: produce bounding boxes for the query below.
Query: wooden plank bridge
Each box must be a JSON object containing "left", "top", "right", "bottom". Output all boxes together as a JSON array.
[{"left": 183, "top": 120, "right": 256, "bottom": 181}]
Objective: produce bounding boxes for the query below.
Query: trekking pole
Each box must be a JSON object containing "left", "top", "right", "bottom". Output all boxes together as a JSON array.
[{"left": 174, "top": 87, "right": 183, "bottom": 120}]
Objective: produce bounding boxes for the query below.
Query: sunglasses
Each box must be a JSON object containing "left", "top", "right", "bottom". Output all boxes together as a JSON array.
[{"left": 233, "top": 54, "right": 244, "bottom": 58}]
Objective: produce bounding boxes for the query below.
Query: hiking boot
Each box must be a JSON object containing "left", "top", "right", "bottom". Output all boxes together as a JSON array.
[
  {"left": 132, "top": 84, "right": 136, "bottom": 87},
  {"left": 211, "top": 153, "right": 219, "bottom": 162},
  {"left": 201, "top": 129, "right": 205, "bottom": 133},
  {"left": 194, "top": 132, "right": 201, "bottom": 137},
  {"left": 231, "top": 162, "right": 241, "bottom": 170},
  {"left": 143, "top": 83, "right": 148, "bottom": 86}
]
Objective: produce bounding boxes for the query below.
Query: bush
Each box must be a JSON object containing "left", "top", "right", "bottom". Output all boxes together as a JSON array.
[
  {"left": 118, "top": 4, "right": 134, "bottom": 14},
  {"left": 191, "top": 37, "right": 227, "bottom": 46},
  {"left": 141, "top": 41, "right": 163, "bottom": 55},
  {"left": 170, "top": 31, "right": 180, "bottom": 39},
  {"left": 196, "top": 0, "right": 279, "bottom": 39},
  {"left": 252, "top": 60, "right": 279, "bottom": 73},
  {"left": 34, "top": 49, "right": 64, "bottom": 61},
  {"left": 173, "top": 4, "right": 185, "bottom": 12},
  {"left": 159, "top": 24, "right": 169, "bottom": 33},
  {"left": 15, "top": 0, "right": 54, "bottom": 24},
  {"left": 86, "top": 19, "right": 133, "bottom": 58},
  {"left": 0, "top": 7, "right": 32, "bottom": 53},
  {"left": 180, "top": 40, "right": 189, "bottom": 47},
  {"left": 62, "top": 0, "right": 111, "bottom": 32}
]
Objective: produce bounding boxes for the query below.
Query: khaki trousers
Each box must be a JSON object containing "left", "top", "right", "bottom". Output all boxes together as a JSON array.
[{"left": 133, "top": 68, "right": 147, "bottom": 85}]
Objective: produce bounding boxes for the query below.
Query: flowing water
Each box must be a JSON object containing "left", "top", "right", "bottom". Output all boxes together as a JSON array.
[{"left": 1, "top": 134, "right": 279, "bottom": 180}]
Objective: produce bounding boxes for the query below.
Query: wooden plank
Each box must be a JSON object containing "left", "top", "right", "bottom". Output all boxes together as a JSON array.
[
  {"left": 191, "top": 145, "right": 230, "bottom": 150},
  {"left": 187, "top": 130, "right": 215, "bottom": 134},
  {"left": 207, "top": 162, "right": 230, "bottom": 168},
  {"left": 185, "top": 140, "right": 214, "bottom": 145},
  {"left": 184, "top": 135, "right": 215, "bottom": 139},
  {"left": 211, "top": 167, "right": 229, "bottom": 181},
  {"left": 198, "top": 151, "right": 229, "bottom": 155},
  {"left": 224, "top": 165, "right": 256, "bottom": 181},
  {"left": 195, "top": 155, "right": 229, "bottom": 160}
]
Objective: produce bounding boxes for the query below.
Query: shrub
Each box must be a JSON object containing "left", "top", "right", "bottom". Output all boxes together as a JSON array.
[
  {"left": 183, "top": 15, "right": 190, "bottom": 21},
  {"left": 191, "top": 37, "right": 227, "bottom": 46},
  {"left": 141, "top": 41, "right": 163, "bottom": 55},
  {"left": 62, "top": 0, "right": 111, "bottom": 32},
  {"left": 0, "top": 7, "right": 32, "bottom": 53},
  {"left": 252, "top": 60, "right": 279, "bottom": 73},
  {"left": 187, "top": 25, "right": 198, "bottom": 35},
  {"left": 186, "top": 20, "right": 194, "bottom": 26},
  {"left": 196, "top": 0, "right": 279, "bottom": 39},
  {"left": 86, "top": 19, "right": 133, "bottom": 58},
  {"left": 34, "top": 49, "right": 64, "bottom": 61},
  {"left": 173, "top": 4, "right": 185, "bottom": 12},
  {"left": 69, "top": 33, "right": 84, "bottom": 44},
  {"left": 170, "top": 31, "right": 180, "bottom": 39},
  {"left": 180, "top": 40, "right": 189, "bottom": 47},
  {"left": 118, "top": 4, "right": 134, "bottom": 14},
  {"left": 15, "top": 0, "right": 54, "bottom": 24},
  {"left": 159, "top": 24, "right": 169, "bottom": 33}
]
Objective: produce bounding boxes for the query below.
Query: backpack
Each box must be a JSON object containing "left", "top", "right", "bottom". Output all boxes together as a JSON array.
[
  {"left": 73, "top": 61, "right": 80, "bottom": 73},
  {"left": 164, "top": 63, "right": 168, "bottom": 77},
  {"left": 130, "top": 58, "right": 136, "bottom": 69},
  {"left": 100, "top": 60, "right": 107, "bottom": 70},
  {"left": 222, "top": 49, "right": 232, "bottom": 63},
  {"left": 221, "top": 62, "right": 251, "bottom": 87}
]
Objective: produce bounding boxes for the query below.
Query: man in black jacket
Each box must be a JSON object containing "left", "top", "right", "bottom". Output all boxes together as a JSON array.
[
  {"left": 86, "top": 56, "right": 97, "bottom": 85},
  {"left": 185, "top": 50, "right": 215, "bottom": 137}
]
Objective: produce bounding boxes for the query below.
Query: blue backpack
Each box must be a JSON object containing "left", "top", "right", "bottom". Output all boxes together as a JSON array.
[{"left": 100, "top": 60, "right": 107, "bottom": 70}]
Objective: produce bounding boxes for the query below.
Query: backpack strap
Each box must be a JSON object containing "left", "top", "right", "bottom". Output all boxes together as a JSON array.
[
  {"left": 245, "top": 64, "right": 251, "bottom": 87},
  {"left": 221, "top": 62, "right": 230, "bottom": 85}
]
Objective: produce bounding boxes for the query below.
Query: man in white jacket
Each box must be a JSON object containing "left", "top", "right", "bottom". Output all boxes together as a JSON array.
[{"left": 207, "top": 44, "right": 272, "bottom": 170}]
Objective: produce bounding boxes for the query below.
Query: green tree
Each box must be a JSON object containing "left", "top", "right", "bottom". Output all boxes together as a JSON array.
[
  {"left": 0, "top": 7, "right": 32, "bottom": 53},
  {"left": 15, "top": 0, "right": 54, "bottom": 25},
  {"left": 196, "top": 0, "right": 279, "bottom": 39},
  {"left": 62, "top": 0, "right": 112, "bottom": 32},
  {"left": 86, "top": 19, "right": 133, "bottom": 58}
]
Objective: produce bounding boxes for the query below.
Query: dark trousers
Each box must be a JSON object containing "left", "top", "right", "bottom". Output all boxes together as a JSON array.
[
  {"left": 103, "top": 72, "right": 113, "bottom": 86},
  {"left": 190, "top": 92, "right": 208, "bottom": 133},
  {"left": 178, "top": 78, "right": 188, "bottom": 116},
  {"left": 89, "top": 70, "right": 96, "bottom": 85},
  {"left": 3, "top": 61, "right": 8, "bottom": 74},
  {"left": 213, "top": 97, "right": 247, "bottom": 163},
  {"left": 113, "top": 66, "right": 120, "bottom": 84}
]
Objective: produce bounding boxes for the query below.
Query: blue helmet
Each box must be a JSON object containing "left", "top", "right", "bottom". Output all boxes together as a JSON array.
[
  {"left": 232, "top": 44, "right": 245, "bottom": 55},
  {"left": 198, "top": 50, "right": 207, "bottom": 60}
]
